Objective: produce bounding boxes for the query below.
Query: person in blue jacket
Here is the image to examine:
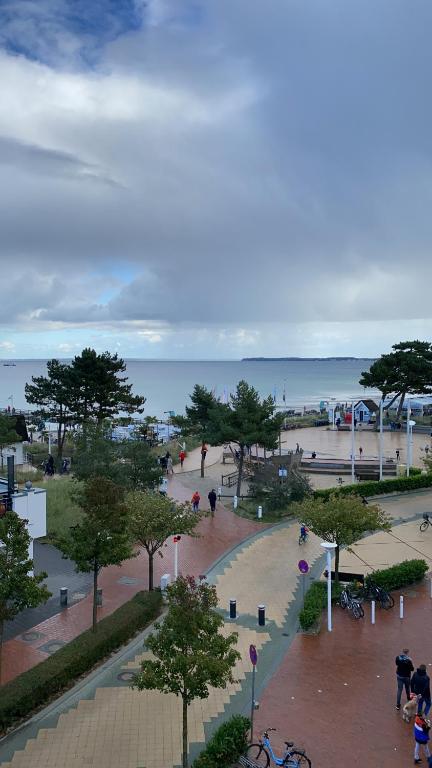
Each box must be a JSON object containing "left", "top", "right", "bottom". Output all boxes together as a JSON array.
[{"left": 414, "top": 712, "right": 430, "bottom": 764}]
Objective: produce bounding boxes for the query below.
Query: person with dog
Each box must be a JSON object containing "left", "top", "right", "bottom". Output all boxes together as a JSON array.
[
  {"left": 412, "top": 664, "right": 432, "bottom": 717},
  {"left": 396, "top": 648, "right": 415, "bottom": 710},
  {"left": 414, "top": 711, "right": 431, "bottom": 764}
]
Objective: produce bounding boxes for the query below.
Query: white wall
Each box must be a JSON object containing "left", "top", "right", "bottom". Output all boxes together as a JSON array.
[
  {"left": 12, "top": 488, "right": 47, "bottom": 541},
  {"left": 1, "top": 441, "right": 27, "bottom": 467}
]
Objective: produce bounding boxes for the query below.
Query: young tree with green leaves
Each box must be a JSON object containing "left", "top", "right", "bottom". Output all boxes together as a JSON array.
[
  {"left": 127, "top": 492, "right": 201, "bottom": 590},
  {"left": 293, "top": 493, "right": 390, "bottom": 582},
  {"left": 25, "top": 359, "right": 74, "bottom": 460},
  {"left": 207, "top": 380, "right": 283, "bottom": 496},
  {"left": 0, "top": 511, "right": 51, "bottom": 682},
  {"left": 56, "top": 477, "right": 135, "bottom": 631},
  {"left": 133, "top": 575, "right": 240, "bottom": 768},
  {"left": 360, "top": 340, "right": 432, "bottom": 419},
  {"left": 173, "top": 385, "right": 223, "bottom": 478},
  {"left": 0, "top": 415, "right": 21, "bottom": 469},
  {"left": 69, "top": 348, "right": 145, "bottom": 424}
]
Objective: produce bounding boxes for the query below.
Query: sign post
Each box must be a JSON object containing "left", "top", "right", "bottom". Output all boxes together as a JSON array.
[
  {"left": 298, "top": 560, "right": 309, "bottom": 607},
  {"left": 173, "top": 535, "right": 181, "bottom": 579},
  {"left": 249, "top": 644, "right": 258, "bottom": 742}
]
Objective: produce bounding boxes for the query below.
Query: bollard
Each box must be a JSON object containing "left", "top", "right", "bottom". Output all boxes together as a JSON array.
[
  {"left": 218, "top": 487, "right": 222, "bottom": 500},
  {"left": 430, "top": 576, "right": 432, "bottom": 599},
  {"left": 258, "top": 604, "right": 265, "bottom": 626},
  {"left": 60, "top": 587, "right": 68, "bottom": 607},
  {"left": 257, "top": 505, "right": 263, "bottom": 519},
  {"left": 229, "top": 599, "right": 237, "bottom": 620},
  {"left": 371, "top": 600, "right": 375, "bottom": 625},
  {"left": 399, "top": 595, "right": 404, "bottom": 619},
  {"left": 233, "top": 495, "right": 238, "bottom": 510},
  {"left": 96, "top": 588, "right": 103, "bottom": 607}
]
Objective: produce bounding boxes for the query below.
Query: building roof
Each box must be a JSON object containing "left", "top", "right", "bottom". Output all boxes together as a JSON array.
[{"left": 354, "top": 399, "right": 379, "bottom": 412}]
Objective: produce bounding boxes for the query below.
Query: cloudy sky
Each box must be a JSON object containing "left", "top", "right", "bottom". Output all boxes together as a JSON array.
[{"left": 0, "top": 0, "right": 431, "bottom": 360}]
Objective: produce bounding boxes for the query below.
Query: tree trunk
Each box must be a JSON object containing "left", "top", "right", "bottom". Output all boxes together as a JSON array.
[
  {"left": 200, "top": 440, "right": 206, "bottom": 479},
  {"left": 396, "top": 392, "right": 406, "bottom": 421},
  {"left": 236, "top": 446, "right": 244, "bottom": 498},
  {"left": 148, "top": 552, "right": 154, "bottom": 591},
  {"left": 385, "top": 392, "right": 401, "bottom": 412},
  {"left": 92, "top": 561, "right": 98, "bottom": 632},
  {"left": 0, "top": 619, "right": 3, "bottom": 685},
  {"left": 182, "top": 695, "right": 188, "bottom": 768},
  {"left": 334, "top": 545, "right": 340, "bottom": 584}
]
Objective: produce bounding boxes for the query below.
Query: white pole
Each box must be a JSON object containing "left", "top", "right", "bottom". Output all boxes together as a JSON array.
[
  {"left": 351, "top": 400, "right": 355, "bottom": 483},
  {"left": 174, "top": 540, "right": 178, "bottom": 579},
  {"left": 326, "top": 550, "right": 332, "bottom": 632},
  {"left": 399, "top": 594, "right": 404, "bottom": 619},
  {"left": 233, "top": 495, "right": 238, "bottom": 510},
  {"left": 379, "top": 400, "right": 383, "bottom": 481},
  {"left": 406, "top": 399, "right": 411, "bottom": 477},
  {"left": 257, "top": 505, "right": 262, "bottom": 519},
  {"left": 430, "top": 576, "right": 432, "bottom": 599},
  {"left": 371, "top": 600, "right": 376, "bottom": 625},
  {"left": 48, "top": 431, "right": 51, "bottom": 454}
]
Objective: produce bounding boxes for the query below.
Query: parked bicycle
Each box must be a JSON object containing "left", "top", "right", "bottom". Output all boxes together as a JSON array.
[
  {"left": 339, "top": 587, "right": 364, "bottom": 619},
  {"left": 420, "top": 513, "right": 432, "bottom": 532},
  {"left": 350, "top": 580, "right": 394, "bottom": 610},
  {"left": 243, "top": 728, "right": 311, "bottom": 767}
]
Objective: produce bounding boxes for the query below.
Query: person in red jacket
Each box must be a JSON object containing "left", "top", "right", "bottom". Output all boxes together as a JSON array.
[
  {"left": 179, "top": 450, "right": 186, "bottom": 468},
  {"left": 191, "top": 491, "right": 200, "bottom": 512}
]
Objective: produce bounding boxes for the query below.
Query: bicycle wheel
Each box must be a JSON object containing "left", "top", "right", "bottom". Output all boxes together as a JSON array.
[
  {"left": 351, "top": 602, "right": 363, "bottom": 619},
  {"left": 420, "top": 521, "right": 429, "bottom": 532},
  {"left": 284, "top": 750, "right": 312, "bottom": 767},
  {"left": 339, "top": 592, "right": 348, "bottom": 609},
  {"left": 244, "top": 744, "right": 270, "bottom": 767}
]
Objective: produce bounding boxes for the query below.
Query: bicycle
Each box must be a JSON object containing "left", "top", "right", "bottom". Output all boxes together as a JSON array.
[
  {"left": 420, "top": 513, "right": 432, "bottom": 533},
  {"left": 298, "top": 531, "right": 308, "bottom": 545},
  {"left": 353, "top": 580, "right": 394, "bottom": 610},
  {"left": 339, "top": 588, "right": 364, "bottom": 619},
  {"left": 243, "top": 728, "right": 311, "bottom": 767}
]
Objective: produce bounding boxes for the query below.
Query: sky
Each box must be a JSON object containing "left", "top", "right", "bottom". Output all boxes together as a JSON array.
[{"left": 0, "top": 0, "right": 432, "bottom": 360}]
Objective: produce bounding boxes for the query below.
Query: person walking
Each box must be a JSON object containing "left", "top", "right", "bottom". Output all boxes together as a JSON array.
[
  {"left": 359, "top": 446, "right": 363, "bottom": 458},
  {"left": 191, "top": 491, "right": 200, "bottom": 512},
  {"left": 179, "top": 449, "right": 186, "bottom": 468},
  {"left": 396, "top": 648, "right": 414, "bottom": 710},
  {"left": 396, "top": 449, "right": 400, "bottom": 461},
  {"left": 414, "top": 712, "right": 431, "bottom": 764},
  {"left": 208, "top": 489, "right": 217, "bottom": 516},
  {"left": 45, "top": 454, "right": 55, "bottom": 477},
  {"left": 166, "top": 455, "right": 173, "bottom": 475},
  {"left": 412, "top": 664, "right": 431, "bottom": 716}
]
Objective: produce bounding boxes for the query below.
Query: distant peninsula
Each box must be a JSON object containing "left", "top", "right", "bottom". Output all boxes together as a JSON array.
[{"left": 242, "top": 356, "right": 375, "bottom": 362}]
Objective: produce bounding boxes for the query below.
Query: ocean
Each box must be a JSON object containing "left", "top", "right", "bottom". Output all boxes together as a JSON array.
[{"left": 0, "top": 359, "right": 379, "bottom": 419}]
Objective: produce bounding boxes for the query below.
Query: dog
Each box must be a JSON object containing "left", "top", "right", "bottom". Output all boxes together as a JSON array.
[{"left": 403, "top": 694, "right": 420, "bottom": 722}]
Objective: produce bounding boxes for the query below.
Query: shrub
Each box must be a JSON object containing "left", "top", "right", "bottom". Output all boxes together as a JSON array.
[
  {"left": 314, "top": 473, "right": 432, "bottom": 501},
  {"left": 366, "top": 559, "right": 428, "bottom": 592},
  {"left": 299, "top": 581, "right": 342, "bottom": 631},
  {"left": 192, "top": 715, "right": 250, "bottom": 768},
  {"left": 0, "top": 589, "right": 162, "bottom": 734}
]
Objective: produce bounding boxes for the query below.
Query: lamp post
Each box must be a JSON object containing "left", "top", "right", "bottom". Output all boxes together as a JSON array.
[
  {"left": 321, "top": 541, "right": 337, "bottom": 632},
  {"left": 406, "top": 401, "right": 415, "bottom": 478},
  {"left": 351, "top": 400, "right": 356, "bottom": 483},
  {"left": 379, "top": 399, "right": 384, "bottom": 481}
]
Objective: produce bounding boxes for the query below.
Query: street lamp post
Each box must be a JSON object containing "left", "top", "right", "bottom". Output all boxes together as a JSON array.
[
  {"left": 321, "top": 541, "right": 337, "bottom": 632},
  {"left": 379, "top": 399, "right": 384, "bottom": 481},
  {"left": 351, "top": 400, "right": 356, "bottom": 483}
]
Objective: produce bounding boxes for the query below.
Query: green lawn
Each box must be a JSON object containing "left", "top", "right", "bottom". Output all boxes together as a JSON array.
[{"left": 37, "top": 476, "right": 83, "bottom": 538}]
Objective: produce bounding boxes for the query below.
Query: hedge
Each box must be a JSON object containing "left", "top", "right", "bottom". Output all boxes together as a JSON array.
[
  {"left": 299, "top": 581, "right": 342, "bottom": 631},
  {"left": 0, "top": 589, "right": 162, "bottom": 734},
  {"left": 192, "top": 715, "right": 250, "bottom": 768},
  {"left": 366, "top": 559, "right": 428, "bottom": 592},
  {"left": 314, "top": 472, "right": 432, "bottom": 501}
]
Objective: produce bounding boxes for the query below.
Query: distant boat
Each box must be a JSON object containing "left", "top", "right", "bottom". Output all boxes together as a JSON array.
[{"left": 3, "top": 362, "right": 16, "bottom": 366}]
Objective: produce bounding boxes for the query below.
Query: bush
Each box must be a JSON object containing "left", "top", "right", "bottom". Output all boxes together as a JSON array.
[
  {"left": 192, "top": 715, "right": 250, "bottom": 768},
  {"left": 299, "top": 581, "right": 342, "bottom": 631},
  {"left": 314, "top": 472, "right": 432, "bottom": 501},
  {"left": 366, "top": 559, "right": 428, "bottom": 592},
  {"left": 0, "top": 590, "right": 162, "bottom": 734}
]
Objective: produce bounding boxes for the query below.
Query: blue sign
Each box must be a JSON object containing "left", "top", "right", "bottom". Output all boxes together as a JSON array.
[
  {"left": 298, "top": 559, "right": 309, "bottom": 574},
  {"left": 249, "top": 644, "right": 258, "bottom": 666}
]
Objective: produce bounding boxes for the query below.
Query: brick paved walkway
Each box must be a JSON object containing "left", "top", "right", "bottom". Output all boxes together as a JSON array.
[
  {"left": 0, "top": 473, "right": 265, "bottom": 685},
  {"left": 255, "top": 581, "right": 432, "bottom": 768}
]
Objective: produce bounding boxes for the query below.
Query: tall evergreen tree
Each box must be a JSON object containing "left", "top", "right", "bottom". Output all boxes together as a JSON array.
[
  {"left": 25, "top": 359, "right": 73, "bottom": 459},
  {"left": 360, "top": 340, "right": 432, "bottom": 419},
  {"left": 174, "top": 385, "right": 223, "bottom": 477}
]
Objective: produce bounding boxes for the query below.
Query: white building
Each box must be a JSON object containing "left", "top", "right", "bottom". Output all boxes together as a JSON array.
[
  {"left": 0, "top": 478, "right": 46, "bottom": 562},
  {"left": 353, "top": 399, "right": 379, "bottom": 424}
]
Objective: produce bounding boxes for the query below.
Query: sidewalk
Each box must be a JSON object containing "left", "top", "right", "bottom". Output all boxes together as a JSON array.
[{"left": 0, "top": 473, "right": 264, "bottom": 685}]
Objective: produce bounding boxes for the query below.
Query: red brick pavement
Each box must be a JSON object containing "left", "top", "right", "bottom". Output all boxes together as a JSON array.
[
  {"left": 255, "top": 582, "right": 432, "bottom": 768},
  {"left": 1, "top": 474, "right": 265, "bottom": 684}
]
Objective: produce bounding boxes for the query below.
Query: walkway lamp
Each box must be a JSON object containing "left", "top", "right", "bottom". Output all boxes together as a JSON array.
[{"left": 321, "top": 541, "right": 337, "bottom": 632}]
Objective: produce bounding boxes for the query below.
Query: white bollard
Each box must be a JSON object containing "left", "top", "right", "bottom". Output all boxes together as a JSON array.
[
  {"left": 400, "top": 595, "right": 404, "bottom": 619},
  {"left": 218, "top": 486, "right": 222, "bottom": 500},
  {"left": 257, "top": 505, "right": 263, "bottom": 519},
  {"left": 233, "top": 495, "right": 238, "bottom": 510},
  {"left": 430, "top": 577, "right": 432, "bottom": 599},
  {"left": 371, "top": 600, "right": 375, "bottom": 625}
]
